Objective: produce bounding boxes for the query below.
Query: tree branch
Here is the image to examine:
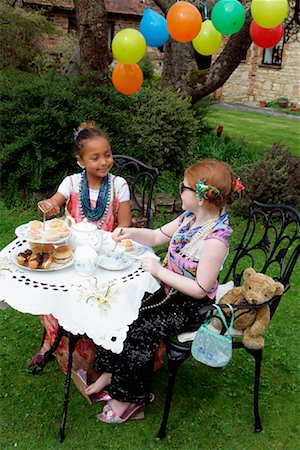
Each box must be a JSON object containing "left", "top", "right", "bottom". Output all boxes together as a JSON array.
[{"left": 191, "top": 14, "right": 252, "bottom": 102}]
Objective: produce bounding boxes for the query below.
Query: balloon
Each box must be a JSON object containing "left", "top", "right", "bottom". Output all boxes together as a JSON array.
[
  {"left": 250, "top": 21, "right": 284, "bottom": 48},
  {"left": 139, "top": 8, "right": 169, "bottom": 47},
  {"left": 112, "top": 63, "right": 143, "bottom": 95},
  {"left": 166, "top": 1, "right": 202, "bottom": 43},
  {"left": 251, "top": 0, "right": 288, "bottom": 29},
  {"left": 192, "top": 20, "right": 222, "bottom": 56},
  {"left": 211, "top": 0, "right": 246, "bottom": 35},
  {"left": 112, "top": 29, "right": 146, "bottom": 64}
]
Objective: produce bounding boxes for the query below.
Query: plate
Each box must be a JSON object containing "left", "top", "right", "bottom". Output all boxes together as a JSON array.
[
  {"left": 97, "top": 255, "right": 132, "bottom": 271},
  {"left": 15, "top": 221, "right": 71, "bottom": 245},
  {"left": 10, "top": 245, "right": 74, "bottom": 272}
]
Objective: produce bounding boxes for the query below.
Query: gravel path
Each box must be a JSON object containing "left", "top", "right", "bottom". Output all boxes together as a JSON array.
[{"left": 214, "top": 102, "right": 300, "bottom": 121}]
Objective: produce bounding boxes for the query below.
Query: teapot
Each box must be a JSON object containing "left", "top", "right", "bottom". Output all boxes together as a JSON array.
[
  {"left": 67, "top": 217, "right": 102, "bottom": 253},
  {"left": 74, "top": 245, "right": 98, "bottom": 277}
]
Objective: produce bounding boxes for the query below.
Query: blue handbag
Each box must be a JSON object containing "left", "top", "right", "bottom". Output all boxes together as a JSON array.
[{"left": 191, "top": 304, "right": 235, "bottom": 368}]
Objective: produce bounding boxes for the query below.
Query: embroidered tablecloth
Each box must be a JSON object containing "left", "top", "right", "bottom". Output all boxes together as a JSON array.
[{"left": 0, "top": 238, "right": 161, "bottom": 353}]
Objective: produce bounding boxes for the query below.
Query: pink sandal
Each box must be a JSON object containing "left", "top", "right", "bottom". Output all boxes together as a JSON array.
[
  {"left": 71, "top": 369, "right": 111, "bottom": 405},
  {"left": 97, "top": 401, "right": 145, "bottom": 423},
  {"left": 27, "top": 351, "right": 44, "bottom": 367}
]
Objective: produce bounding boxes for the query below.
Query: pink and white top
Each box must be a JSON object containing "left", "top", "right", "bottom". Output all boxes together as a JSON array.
[
  {"left": 58, "top": 172, "right": 130, "bottom": 231},
  {"left": 166, "top": 211, "right": 232, "bottom": 299}
]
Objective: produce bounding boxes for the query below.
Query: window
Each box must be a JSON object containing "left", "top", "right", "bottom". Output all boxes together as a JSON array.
[
  {"left": 107, "top": 22, "right": 114, "bottom": 49},
  {"left": 68, "top": 16, "right": 76, "bottom": 33},
  {"left": 262, "top": 37, "right": 284, "bottom": 67}
]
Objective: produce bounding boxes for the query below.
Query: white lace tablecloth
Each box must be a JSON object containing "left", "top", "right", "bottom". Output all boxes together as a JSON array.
[{"left": 0, "top": 238, "right": 161, "bottom": 353}]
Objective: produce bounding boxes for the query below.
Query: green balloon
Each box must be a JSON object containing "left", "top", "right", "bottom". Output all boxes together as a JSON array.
[{"left": 211, "top": 0, "right": 246, "bottom": 35}]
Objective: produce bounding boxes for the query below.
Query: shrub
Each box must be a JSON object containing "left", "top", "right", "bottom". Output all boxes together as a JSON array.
[
  {"left": 139, "top": 55, "right": 155, "bottom": 80},
  {"left": 0, "top": 4, "right": 56, "bottom": 71},
  {"left": 0, "top": 71, "right": 208, "bottom": 204},
  {"left": 118, "top": 87, "right": 199, "bottom": 173},
  {"left": 192, "top": 133, "right": 260, "bottom": 171},
  {"left": 237, "top": 144, "right": 300, "bottom": 214}
]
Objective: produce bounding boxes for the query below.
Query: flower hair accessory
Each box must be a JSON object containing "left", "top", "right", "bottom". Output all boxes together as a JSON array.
[
  {"left": 196, "top": 179, "right": 221, "bottom": 201},
  {"left": 73, "top": 127, "right": 85, "bottom": 141},
  {"left": 232, "top": 177, "right": 245, "bottom": 194}
]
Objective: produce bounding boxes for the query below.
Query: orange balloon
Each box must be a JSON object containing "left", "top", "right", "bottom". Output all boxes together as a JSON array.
[
  {"left": 167, "top": 1, "right": 202, "bottom": 43},
  {"left": 112, "top": 62, "right": 143, "bottom": 95}
]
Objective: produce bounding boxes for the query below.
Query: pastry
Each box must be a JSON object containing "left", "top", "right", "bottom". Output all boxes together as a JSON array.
[
  {"left": 28, "top": 255, "right": 39, "bottom": 269},
  {"left": 17, "top": 249, "right": 32, "bottom": 265},
  {"left": 121, "top": 239, "right": 134, "bottom": 251},
  {"left": 28, "top": 220, "right": 43, "bottom": 230},
  {"left": 53, "top": 245, "right": 73, "bottom": 264},
  {"left": 41, "top": 253, "right": 52, "bottom": 269},
  {"left": 49, "top": 218, "right": 65, "bottom": 229},
  {"left": 59, "top": 226, "right": 70, "bottom": 239},
  {"left": 45, "top": 229, "right": 60, "bottom": 241},
  {"left": 29, "top": 242, "right": 55, "bottom": 254},
  {"left": 27, "top": 228, "right": 42, "bottom": 241}
]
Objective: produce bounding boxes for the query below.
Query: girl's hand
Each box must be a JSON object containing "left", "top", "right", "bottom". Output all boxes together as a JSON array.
[
  {"left": 141, "top": 256, "right": 162, "bottom": 277},
  {"left": 38, "top": 199, "right": 60, "bottom": 218},
  {"left": 112, "top": 227, "right": 129, "bottom": 243}
]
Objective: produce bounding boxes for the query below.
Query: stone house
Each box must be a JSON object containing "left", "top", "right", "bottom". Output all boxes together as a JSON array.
[
  {"left": 24, "top": 0, "right": 299, "bottom": 106},
  {"left": 24, "top": 0, "right": 164, "bottom": 69},
  {"left": 215, "top": 37, "right": 300, "bottom": 106}
]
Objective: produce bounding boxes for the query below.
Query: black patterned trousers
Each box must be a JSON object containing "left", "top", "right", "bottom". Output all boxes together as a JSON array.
[{"left": 94, "top": 288, "right": 210, "bottom": 404}]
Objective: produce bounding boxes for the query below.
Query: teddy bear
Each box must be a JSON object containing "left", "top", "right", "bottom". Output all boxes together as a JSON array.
[{"left": 212, "top": 268, "right": 284, "bottom": 350}]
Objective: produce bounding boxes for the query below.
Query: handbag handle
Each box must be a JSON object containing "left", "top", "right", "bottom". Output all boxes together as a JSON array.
[{"left": 211, "top": 304, "right": 235, "bottom": 335}]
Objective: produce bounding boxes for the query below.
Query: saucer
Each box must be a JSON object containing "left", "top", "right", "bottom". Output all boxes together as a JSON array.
[{"left": 97, "top": 255, "right": 132, "bottom": 271}]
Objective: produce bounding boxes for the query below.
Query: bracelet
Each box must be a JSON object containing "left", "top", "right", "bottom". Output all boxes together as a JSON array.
[
  {"left": 159, "top": 227, "right": 172, "bottom": 239},
  {"left": 196, "top": 279, "right": 214, "bottom": 294}
]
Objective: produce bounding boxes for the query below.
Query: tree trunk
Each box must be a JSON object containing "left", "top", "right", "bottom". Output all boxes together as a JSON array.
[
  {"left": 74, "top": 0, "right": 109, "bottom": 83},
  {"left": 155, "top": 0, "right": 252, "bottom": 102}
]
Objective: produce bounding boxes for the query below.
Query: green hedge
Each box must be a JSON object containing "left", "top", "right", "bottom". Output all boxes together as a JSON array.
[{"left": 0, "top": 71, "right": 209, "bottom": 205}]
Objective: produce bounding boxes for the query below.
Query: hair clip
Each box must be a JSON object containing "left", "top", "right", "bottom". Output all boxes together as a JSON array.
[
  {"left": 196, "top": 179, "right": 220, "bottom": 201},
  {"left": 73, "top": 127, "right": 85, "bottom": 141},
  {"left": 232, "top": 177, "right": 245, "bottom": 194}
]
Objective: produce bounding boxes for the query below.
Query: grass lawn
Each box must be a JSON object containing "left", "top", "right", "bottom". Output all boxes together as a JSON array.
[
  {"left": 0, "top": 204, "right": 300, "bottom": 449},
  {"left": 208, "top": 109, "right": 300, "bottom": 157}
]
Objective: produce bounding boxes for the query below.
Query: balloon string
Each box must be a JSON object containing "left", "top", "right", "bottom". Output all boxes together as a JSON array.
[{"left": 203, "top": 0, "right": 208, "bottom": 20}]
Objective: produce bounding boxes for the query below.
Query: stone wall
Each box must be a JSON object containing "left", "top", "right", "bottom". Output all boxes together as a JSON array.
[{"left": 215, "top": 40, "right": 300, "bottom": 106}]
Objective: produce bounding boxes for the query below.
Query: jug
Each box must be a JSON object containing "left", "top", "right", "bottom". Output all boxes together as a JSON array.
[
  {"left": 67, "top": 217, "right": 102, "bottom": 253},
  {"left": 74, "top": 245, "right": 98, "bottom": 277}
]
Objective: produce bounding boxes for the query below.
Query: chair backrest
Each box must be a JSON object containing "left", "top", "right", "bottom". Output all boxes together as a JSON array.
[
  {"left": 112, "top": 155, "right": 159, "bottom": 229},
  {"left": 222, "top": 201, "right": 300, "bottom": 317}
]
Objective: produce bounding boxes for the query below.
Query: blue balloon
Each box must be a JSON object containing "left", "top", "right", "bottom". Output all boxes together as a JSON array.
[{"left": 139, "top": 8, "right": 169, "bottom": 48}]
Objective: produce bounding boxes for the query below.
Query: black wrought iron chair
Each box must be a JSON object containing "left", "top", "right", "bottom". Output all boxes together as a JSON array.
[
  {"left": 158, "top": 201, "right": 300, "bottom": 438},
  {"left": 112, "top": 155, "right": 159, "bottom": 228}
]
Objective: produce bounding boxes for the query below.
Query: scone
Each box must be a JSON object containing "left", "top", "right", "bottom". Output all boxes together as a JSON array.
[
  {"left": 121, "top": 239, "right": 134, "bottom": 251},
  {"left": 53, "top": 245, "right": 73, "bottom": 264}
]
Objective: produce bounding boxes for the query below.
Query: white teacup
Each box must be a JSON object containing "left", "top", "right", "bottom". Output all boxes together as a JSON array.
[{"left": 102, "top": 251, "right": 126, "bottom": 269}]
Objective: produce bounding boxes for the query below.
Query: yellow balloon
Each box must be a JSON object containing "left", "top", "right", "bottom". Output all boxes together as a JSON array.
[
  {"left": 192, "top": 20, "right": 222, "bottom": 56},
  {"left": 112, "top": 28, "right": 147, "bottom": 64},
  {"left": 251, "top": 0, "right": 288, "bottom": 28}
]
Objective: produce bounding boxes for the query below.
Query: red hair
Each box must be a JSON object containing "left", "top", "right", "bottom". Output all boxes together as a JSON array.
[{"left": 185, "top": 159, "right": 234, "bottom": 209}]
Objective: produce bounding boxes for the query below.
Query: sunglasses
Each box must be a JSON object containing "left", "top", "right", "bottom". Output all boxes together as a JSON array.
[{"left": 180, "top": 182, "right": 195, "bottom": 194}]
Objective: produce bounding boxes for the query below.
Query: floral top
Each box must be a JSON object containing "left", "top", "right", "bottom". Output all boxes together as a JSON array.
[{"left": 166, "top": 211, "right": 232, "bottom": 299}]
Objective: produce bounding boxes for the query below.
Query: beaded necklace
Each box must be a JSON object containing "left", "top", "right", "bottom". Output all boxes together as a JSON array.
[
  {"left": 140, "top": 288, "right": 176, "bottom": 312},
  {"left": 79, "top": 171, "right": 111, "bottom": 226},
  {"left": 178, "top": 214, "right": 219, "bottom": 260}
]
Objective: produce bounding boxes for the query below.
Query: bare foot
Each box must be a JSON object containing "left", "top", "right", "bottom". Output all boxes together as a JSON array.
[
  {"left": 85, "top": 372, "right": 112, "bottom": 396},
  {"left": 109, "top": 399, "right": 131, "bottom": 417}
]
